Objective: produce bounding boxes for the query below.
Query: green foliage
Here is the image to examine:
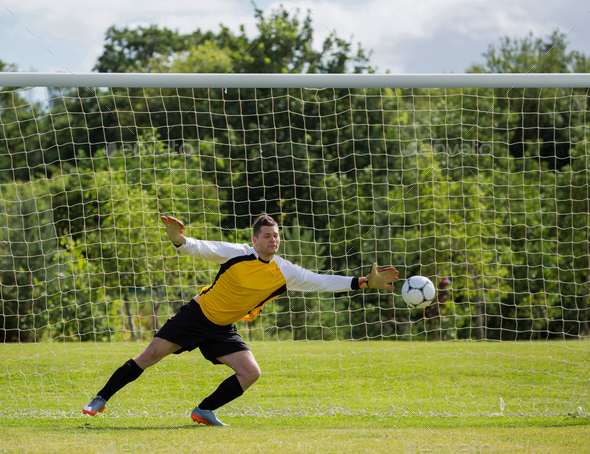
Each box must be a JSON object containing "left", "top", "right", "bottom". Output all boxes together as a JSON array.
[
  {"left": 0, "top": 87, "right": 48, "bottom": 182},
  {"left": 228, "top": 5, "right": 370, "bottom": 74},
  {"left": 94, "top": 5, "right": 369, "bottom": 75},
  {"left": 147, "top": 41, "right": 234, "bottom": 74},
  {"left": 93, "top": 25, "right": 216, "bottom": 73},
  {"left": 0, "top": 179, "right": 58, "bottom": 341},
  {"left": 1, "top": 135, "right": 226, "bottom": 341},
  {"left": 387, "top": 151, "right": 512, "bottom": 340},
  {"left": 467, "top": 30, "right": 590, "bottom": 169},
  {"left": 468, "top": 30, "right": 589, "bottom": 74}
]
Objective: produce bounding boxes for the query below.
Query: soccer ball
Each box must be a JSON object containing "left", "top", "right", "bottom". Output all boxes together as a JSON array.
[{"left": 402, "top": 276, "right": 436, "bottom": 308}]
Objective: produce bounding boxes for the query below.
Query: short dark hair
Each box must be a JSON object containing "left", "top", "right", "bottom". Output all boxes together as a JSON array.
[{"left": 253, "top": 215, "right": 278, "bottom": 237}]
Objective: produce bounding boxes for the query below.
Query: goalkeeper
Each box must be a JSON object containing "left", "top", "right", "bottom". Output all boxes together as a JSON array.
[{"left": 83, "top": 215, "right": 399, "bottom": 425}]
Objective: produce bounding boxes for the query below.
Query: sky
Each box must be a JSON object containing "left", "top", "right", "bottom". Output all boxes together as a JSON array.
[{"left": 0, "top": 0, "right": 589, "bottom": 75}]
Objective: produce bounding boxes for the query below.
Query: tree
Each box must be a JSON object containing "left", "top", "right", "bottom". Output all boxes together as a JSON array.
[
  {"left": 47, "top": 137, "right": 222, "bottom": 340},
  {"left": 386, "top": 149, "right": 512, "bottom": 340},
  {"left": 467, "top": 30, "right": 590, "bottom": 169},
  {"left": 0, "top": 178, "right": 60, "bottom": 341},
  {"left": 551, "top": 142, "right": 590, "bottom": 338},
  {"left": 85, "top": 5, "right": 373, "bottom": 233},
  {"left": 217, "top": 5, "right": 371, "bottom": 74},
  {"left": 469, "top": 30, "right": 590, "bottom": 74},
  {"left": 93, "top": 25, "right": 215, "bottom": 73},
  {"left": 0, "top": 77, "right": 51, "bottom": 183},
  {"left": 0, "top": 133, "right": 226, "bottom": 342},
  {"left": 147, "top": 41, "right": 234, "bottom": 74},
  {"left": 94, "top": 5, "right": 370, "bottom": 75}
]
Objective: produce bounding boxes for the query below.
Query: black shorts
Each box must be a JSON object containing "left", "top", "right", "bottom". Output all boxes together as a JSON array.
[{"left": 154, "top": 298, "right": 249, "bottom": 364}]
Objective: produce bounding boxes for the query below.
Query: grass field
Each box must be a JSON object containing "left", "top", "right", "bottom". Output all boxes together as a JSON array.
[{"left": 1, "top": 339, "right": 589, "bottom": 453}]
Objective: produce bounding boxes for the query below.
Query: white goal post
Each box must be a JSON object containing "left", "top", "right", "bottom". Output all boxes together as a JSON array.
[
  {"left": 1, "top": 72, "right": 590, "bottom": 88},
  {"left": 0, "top": 72, "right": 589, "bottom": 418}
]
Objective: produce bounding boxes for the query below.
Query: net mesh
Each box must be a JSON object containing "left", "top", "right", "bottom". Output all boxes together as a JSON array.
[{"left": 0, "top": 82, "right": 589, "bottom": 417}]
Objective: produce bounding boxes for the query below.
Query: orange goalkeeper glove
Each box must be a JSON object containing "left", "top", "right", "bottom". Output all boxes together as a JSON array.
[
  {"left": 359, "top": 263, "right": 399, "bottom": 290},
  {"left": 161, "top": 216, "right": 186, "bottom": 246}
]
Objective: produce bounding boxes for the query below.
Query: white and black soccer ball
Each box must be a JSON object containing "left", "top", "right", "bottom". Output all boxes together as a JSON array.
[{"left": 401, "top": 276, "right": 436, "bottom": 309}]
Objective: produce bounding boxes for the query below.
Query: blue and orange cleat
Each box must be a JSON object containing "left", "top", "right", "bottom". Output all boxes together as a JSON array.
[
  {"left": 190, "top": 406, "right": 227, "bottom": 426},
  {"left": 82, "top": 396, "right": 107, "bottom": 416}
]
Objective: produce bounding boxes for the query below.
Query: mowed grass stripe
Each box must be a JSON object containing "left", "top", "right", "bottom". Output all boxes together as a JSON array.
[
  {"left": 1, "top": 340, "right": 588, "bottom": 416},
  {"left": 0, "top": 416, "right": 589, "bottom": 454}
]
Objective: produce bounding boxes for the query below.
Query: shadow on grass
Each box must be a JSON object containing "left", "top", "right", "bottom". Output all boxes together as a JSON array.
[
  {"left": 76, "top": 423, "right": 201, "bottom": 431},
  {"left": 71, "top": 415, "right": 590, "bottom": 430},
  {"left": 3, "top": 415, "right": 588, "bottom": 431}
]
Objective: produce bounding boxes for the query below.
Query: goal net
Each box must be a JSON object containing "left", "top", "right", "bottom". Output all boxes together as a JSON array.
[{"left": 0, "top": 73, "right": 588, "bottom": 418}]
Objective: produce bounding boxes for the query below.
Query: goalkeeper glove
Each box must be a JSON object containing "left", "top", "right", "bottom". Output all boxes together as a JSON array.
[
  {"left": 161, "top": 216, "right": 186, "bottom": 246},
  {"left": 359, "top": 263, "right": 399, "bottom": 290}
]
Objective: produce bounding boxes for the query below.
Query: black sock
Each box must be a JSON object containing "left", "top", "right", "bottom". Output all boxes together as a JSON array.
[
  {"left": 198, "top": 374, "right": 244, "bottom": 411},
  {"left": 97, "top": 359, "right": 144, "bottom": 401}
]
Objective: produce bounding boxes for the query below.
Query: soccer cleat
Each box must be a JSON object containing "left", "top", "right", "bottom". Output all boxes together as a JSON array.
[
  {"left": 190, "top": 406, "right": 227, "bottom": 426},
  {"left": 82, "top": 396, "right": 107, "bottom": 416}
]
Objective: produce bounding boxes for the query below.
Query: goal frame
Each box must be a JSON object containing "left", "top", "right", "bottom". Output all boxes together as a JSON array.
[
  {"left": 1, "top": 72, "right": 590, "bottom": 89},
  {"left": 1, "top": 71, "right": 589, "bottom": 418}
]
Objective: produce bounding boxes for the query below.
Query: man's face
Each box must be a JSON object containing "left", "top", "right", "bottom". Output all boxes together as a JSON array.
[{"left": 253, "top": 225, "right": 280, "bottom": 259}]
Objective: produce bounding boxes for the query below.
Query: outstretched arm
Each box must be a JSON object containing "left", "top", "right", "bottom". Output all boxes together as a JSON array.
[
  {"left": 161, "top": 216, "right": 186, "bottom": 246},
  {"left": 161, "top": 215, "right": 253, "bottom": 263},
  {"left": 280, "top": 259, "right": 400, "bottom": 293}
]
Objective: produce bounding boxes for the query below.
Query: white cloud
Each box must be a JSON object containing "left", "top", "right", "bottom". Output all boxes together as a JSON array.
[
  {"left": 266, "top": 0, "right": 560, "bottom": 72},
  {"left": 1, "top": 0, "right": 256, "bottom": 73}
]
